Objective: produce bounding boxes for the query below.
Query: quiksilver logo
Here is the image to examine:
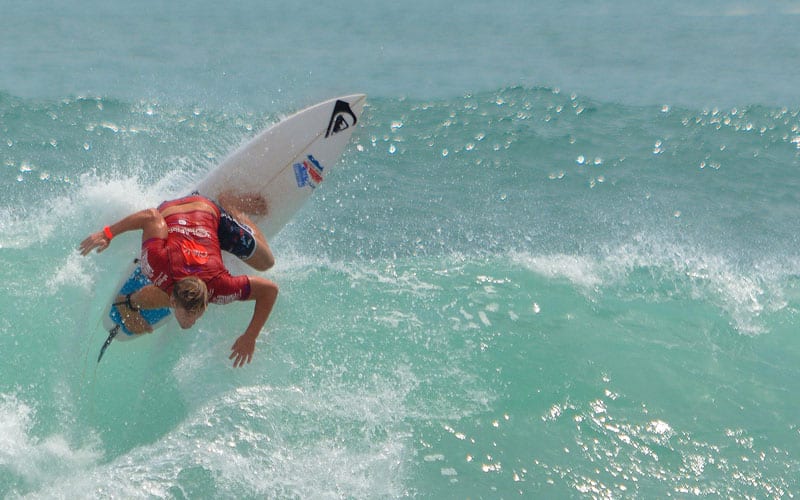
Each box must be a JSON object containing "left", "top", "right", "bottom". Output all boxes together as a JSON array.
[{"left": 325, "top": 100, "right": 358, "bottom": 138}]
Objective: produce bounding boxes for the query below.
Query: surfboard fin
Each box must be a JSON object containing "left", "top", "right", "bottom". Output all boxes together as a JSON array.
[{"left": 97, "top": 325, "right": 120, "bottom": 363}]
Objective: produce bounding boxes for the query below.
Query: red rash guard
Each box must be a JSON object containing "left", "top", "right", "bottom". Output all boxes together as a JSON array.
[{"left": 140, "top": 195, "right": 251, "bottom": 304}]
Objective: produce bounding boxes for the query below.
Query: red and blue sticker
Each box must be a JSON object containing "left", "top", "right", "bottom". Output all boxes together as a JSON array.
[{"left": 293, "top": 154, "right": 325, "bottom": 189}]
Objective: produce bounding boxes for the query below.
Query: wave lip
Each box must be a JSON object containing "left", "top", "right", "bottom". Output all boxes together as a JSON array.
[{"left": 511, "top": 238, "right": 792, "bottom": 335}]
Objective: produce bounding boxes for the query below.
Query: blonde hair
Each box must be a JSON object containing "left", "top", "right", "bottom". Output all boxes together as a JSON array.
[{"left": 172, "top": 277, "right": 209, "bottom": 313}]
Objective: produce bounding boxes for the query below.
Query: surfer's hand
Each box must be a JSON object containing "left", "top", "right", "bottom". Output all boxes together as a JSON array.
[
  {"left": 79, "top": 231, "right": 110, "bottom": 255},
  {"left": 230, "top": 333, "right": 256, "bottom": 368}
]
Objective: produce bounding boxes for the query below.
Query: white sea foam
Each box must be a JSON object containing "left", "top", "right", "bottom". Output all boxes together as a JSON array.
[
  {"left": 45, "top": 253, "right": 97, "bottom": 293},
  {"left": 510, "top": 252, "right": 603, "bottom": 289},
  {"left": 0, "top": 393, "right": 100, "bottom": 493},
  {"left": 0, "top": 168, "right": 190, "bottom": 253},
  {"left": 21, "top": 380, "right": 411, "bottom": 499}
]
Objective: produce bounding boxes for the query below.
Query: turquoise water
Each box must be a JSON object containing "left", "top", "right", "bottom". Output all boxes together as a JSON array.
[{"left": 2, "top": 1, "right": 800, "bottom": 498}]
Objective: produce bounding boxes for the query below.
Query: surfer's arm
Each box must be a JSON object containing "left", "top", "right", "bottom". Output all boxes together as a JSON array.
[
  {"left": 229, "top": 276, "right": 279, "bottom": 368},
  {"left": 79, "top": 208, "right": 167, "bottom": 255}
]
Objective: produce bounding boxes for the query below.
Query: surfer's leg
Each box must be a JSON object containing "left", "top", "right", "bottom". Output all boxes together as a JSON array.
[
  {"left": 216, "top": 192, "right": 274, "bottom": 271},
  {"left": 112, "top": 295, "right": 154, "bottom": 334}
]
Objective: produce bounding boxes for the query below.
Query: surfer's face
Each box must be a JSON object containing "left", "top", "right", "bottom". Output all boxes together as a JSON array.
[{"left": 173, "top": 305, "right": 204, "bottom": 329}]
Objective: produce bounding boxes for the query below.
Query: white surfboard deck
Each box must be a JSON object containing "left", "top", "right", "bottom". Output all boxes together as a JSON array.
[{"left": 99, "top": 94, "right": 366, "bottom": 355}]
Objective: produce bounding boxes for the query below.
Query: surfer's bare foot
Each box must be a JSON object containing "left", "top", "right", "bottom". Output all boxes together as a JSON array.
[{"left": 218, "top": 191, "right": 268, "bottom": 217}]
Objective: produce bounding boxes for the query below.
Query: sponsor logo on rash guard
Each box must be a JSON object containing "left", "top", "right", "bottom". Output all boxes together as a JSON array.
[
  {"left": 140, "top": 249, "right": 168, "bottom": 287},
  {"left": 168, "top": 225, "right": 212, "bottom": 239},
  {"left": 212, "top": 290, "right": 243, "bottom": 305}
]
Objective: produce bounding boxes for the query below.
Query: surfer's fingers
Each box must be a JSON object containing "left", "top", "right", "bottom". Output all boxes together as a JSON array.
[
  {"left": 79, "top": 243, "right": 98, "bottom": 256},
  {"left": 91, "top": 239, "right": 108, "bottom": 254},
  {"left": 78, "top": 236, "right": 94, "bottom": 255},
  {"left": 229, "top": 350, "right": 241, "bottom": 367},
  {"left": 232, "top": 352, "right": 250, "bottom": 368},
  {"left": 79, "top": 232, "right": 107, "bottom": 255}
]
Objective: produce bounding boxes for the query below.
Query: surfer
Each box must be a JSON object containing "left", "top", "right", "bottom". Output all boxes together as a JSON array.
[{"left": 79, "top": 192, "right": 278, "bottom": 368}]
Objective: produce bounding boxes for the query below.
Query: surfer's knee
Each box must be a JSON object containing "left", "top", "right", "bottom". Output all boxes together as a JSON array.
[
  {"left": 249, "top": 232, "right": 275, "bottom": 271},
  {"left": 246, "top": 248, "right": 274, "bottom": 272}
]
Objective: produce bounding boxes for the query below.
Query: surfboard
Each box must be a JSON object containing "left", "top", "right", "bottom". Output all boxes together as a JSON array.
[{"left": 97, "top": 94, "right": 367, "bottom": 361}]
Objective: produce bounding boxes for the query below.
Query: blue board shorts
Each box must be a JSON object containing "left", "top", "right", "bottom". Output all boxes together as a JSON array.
[
  {"left": 190, "top": 191, "right": 257, "bottom": 260},
  {"left": 215, "top": 203, "right": 257, "bottom": 260}
]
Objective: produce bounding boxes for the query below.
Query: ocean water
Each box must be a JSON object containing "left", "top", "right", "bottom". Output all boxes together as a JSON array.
[{"left": 2, "top": 1, "right": 800, "bottom": 498}]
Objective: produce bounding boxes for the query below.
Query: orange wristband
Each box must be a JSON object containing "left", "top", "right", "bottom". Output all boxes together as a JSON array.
[{"left": 103, "top": 226, "right": 114, "bottom": 241}]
